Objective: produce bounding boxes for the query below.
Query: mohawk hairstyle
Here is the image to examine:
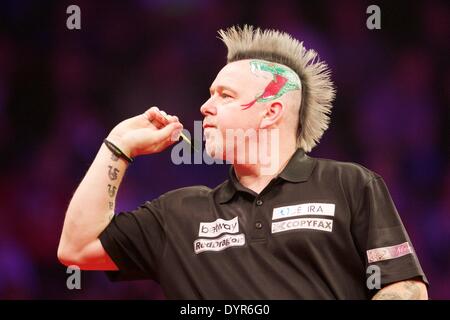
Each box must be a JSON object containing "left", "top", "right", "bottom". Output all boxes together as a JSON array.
[{"left": 218, "top": 25, "right": 335, "bottom": 153}]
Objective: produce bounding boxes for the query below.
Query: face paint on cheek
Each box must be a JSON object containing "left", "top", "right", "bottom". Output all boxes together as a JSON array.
[{"left": 241, "top": 60, "right": 301, "bottom": 110}]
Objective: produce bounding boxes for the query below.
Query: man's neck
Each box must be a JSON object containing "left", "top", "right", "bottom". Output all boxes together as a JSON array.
[{"left": 233, "top": 144, "right": 297, "bottom": 194}]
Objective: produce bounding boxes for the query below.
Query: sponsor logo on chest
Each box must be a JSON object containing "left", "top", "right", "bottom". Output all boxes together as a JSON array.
[
  {"left": 271, "top": 202, "right": 336, "bottom": 233},
  {"left": 194, "top": 217, "right": 245, "bottom": 254},
  {"left": 194, "top": 234, "right": 245, "bottom": 254},
  {"left": 198, "top": 216, "right": 239, "bottom": 238},
  {"left": 272, "top": 203, "right": 335, "bottom": 220}
]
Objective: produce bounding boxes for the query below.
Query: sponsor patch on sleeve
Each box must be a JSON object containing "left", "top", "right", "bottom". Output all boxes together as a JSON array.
[{"left": 367, "top": 242, "right": 413, "bottom": 263}]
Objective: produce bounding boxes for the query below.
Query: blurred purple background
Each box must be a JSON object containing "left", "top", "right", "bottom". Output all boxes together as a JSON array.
[{"left": 0, "top": 0, "right": 448, "bottom": 299}]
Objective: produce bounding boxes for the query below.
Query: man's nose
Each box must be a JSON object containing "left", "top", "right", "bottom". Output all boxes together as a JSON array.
[{"left": 200, "top": 98, "right": 217, "bottom": 116}]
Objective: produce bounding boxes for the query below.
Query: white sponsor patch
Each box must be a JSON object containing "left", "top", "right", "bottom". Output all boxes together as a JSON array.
[
  {"left": 272, "top": 203, "right": 335, "bottom": 220},
  {"left": 367, "top": 242, "right": 413, "bottom": 263},
  {"left": 198, "top": 217, "right": 239, "bottom": 238},
  {"left": 271, "top": 218, "right": 333, "bottom": 233},
  {"left": 194, "top": 233, "right": 245, "bottom": 254}
]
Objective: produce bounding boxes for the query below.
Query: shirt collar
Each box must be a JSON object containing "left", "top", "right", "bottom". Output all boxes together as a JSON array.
[
  {"left": 216, "top": 148, "right": 316, "bottom": 204},
  {"left": 278, "top": 148, "right": 316, "bottom": 182}
]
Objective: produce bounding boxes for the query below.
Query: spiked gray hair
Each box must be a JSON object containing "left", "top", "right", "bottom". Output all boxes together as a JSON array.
[{"left": 218, "top": 25, "right": 335, "bottom": 153}]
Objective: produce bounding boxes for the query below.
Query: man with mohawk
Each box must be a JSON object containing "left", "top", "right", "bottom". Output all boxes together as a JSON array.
[{"left": 58, "top": 26, "right": 428, "bottom": 300}]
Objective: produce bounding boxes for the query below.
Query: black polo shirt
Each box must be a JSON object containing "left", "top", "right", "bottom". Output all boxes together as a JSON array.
[{"left": 99, "top": 148, "right": 428, "bottom": 299}]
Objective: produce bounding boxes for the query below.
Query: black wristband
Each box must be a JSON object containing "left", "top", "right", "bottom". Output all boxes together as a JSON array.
[{"left": 103, "top": 139, "right": 133, "bottom": 163}]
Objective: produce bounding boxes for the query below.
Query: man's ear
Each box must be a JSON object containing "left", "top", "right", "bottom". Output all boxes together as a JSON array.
[{"left": 259, "top": 102, "right": 283, "bottom": 129}]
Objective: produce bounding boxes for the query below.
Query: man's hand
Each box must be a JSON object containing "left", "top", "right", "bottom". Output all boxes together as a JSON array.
[
  {"left": 107, "top": 106, "right": 183, "bottom": 158},
  {"left": 372, "top": 279, "right": 428, "bottom": 300}
]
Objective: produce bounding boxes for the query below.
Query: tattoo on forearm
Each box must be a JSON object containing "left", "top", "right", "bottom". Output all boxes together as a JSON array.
[
  {"left": 106, "top": 161, "right": 119, "bottom": 213},
  {"left": 107, "top": 184, "right": 117, "bottom": 197},
  {"left": 373, "top": 292, "right": 403, "bottom": 300},
  {"left": 373, "top": 281, "right": 423, "bottom": 300},
  {"left": 402, "top": 281, "right": 421, "bottom": 299},
  {"left": 108, "top": 165, "right": 119, "bottom": 180}
]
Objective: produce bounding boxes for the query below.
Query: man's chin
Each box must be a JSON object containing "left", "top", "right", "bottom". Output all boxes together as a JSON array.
[
  {"left": 205, "top": 141, "right": 227, "bottom": 161},
  {"left": 205, "top": 142, "right": 219, "bottom": 159}
]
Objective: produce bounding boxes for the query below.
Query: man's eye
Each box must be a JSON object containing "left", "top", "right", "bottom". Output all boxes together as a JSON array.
[{"left": 221, "top": 93, "right": 232, "bottom": 99}]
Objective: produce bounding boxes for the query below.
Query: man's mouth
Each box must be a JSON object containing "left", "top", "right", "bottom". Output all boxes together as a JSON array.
[{"left": 203, "top": 123, "right": 216, "bottom": 129}]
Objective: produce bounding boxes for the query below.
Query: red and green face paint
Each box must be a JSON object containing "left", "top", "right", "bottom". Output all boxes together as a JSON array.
[{"left": 241, "top": 60, "right": 301, "bottom": 110}]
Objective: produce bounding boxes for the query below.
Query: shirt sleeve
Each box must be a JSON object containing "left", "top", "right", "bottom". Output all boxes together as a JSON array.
[
  {"left": 98, "top": 197, "right": 166, "bottom": 282},
  {"left": 351, "top": 175, "right": 429, "bottom": 291}
]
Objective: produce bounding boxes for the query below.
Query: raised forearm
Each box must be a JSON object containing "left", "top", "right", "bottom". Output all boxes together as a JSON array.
[
  {"left": 57, "top": 107, "right": 182, "bottom": 267},
  {"left": 372, "top": 280, "right": 428, "bottom": 300},
  {"left": 58, "top": 141, "right": 128, "bottom": 256}
]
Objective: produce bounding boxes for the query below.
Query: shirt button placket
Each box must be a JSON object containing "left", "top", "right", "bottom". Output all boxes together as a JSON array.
[{"left": 252, "top": 198, "right": 265, "bottom": 240}]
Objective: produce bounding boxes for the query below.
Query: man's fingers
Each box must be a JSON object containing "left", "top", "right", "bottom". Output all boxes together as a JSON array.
[
  {"left": 145, "top": 107, "right": 181, "bottom": 128},
  {"left": 145, "top": 107, "right": 160, "bottom": 121},
  {"left": 144, "top": 109, "right": 164, "bottom": 129},
  {"left": 152, "top": 122, "right": 183, "bottom": 143}
]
